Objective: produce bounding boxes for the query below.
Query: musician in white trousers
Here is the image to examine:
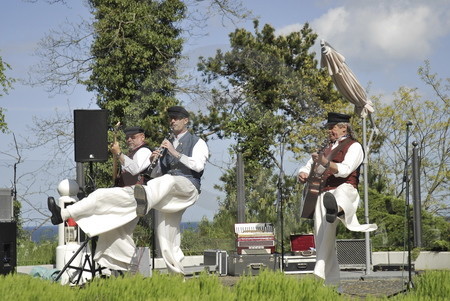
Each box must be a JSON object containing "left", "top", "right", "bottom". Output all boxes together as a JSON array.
[
  {"left": 48, "top": 106, "right": 209, "bottom": 274},
  {"left": 298, "top": 112, "right": 377, "bottom": 287}
]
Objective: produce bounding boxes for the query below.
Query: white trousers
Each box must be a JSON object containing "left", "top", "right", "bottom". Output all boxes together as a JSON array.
[
  {"left": 313, "top": 183, "right": 377, "bottom": 286},
  {"left": 66, "top": 175, "right": 198, "bottom": 272},
  {"left": 144, "top": 175, "right": 199, "bottom": 274}
]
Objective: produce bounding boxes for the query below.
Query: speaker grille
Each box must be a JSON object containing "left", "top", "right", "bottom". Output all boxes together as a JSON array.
[
  {"left": 0, "top": 189, "right": 13, "bottom": 222},
  {"left": 74, "top": 110, "right": 109, "bottom": 162},
  {"left": 336, "top": 239, "right": 371, "bottom": 269}
]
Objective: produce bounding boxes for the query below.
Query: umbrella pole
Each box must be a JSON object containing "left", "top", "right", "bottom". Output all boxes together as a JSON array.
[{"left": 362, "top": 116, "right": 372, "bottom": 275}]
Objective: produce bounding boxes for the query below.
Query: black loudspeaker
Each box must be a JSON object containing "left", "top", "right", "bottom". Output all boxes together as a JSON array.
[
  {"left": 0, "top": 221, "right": 16, "bottom": 275},
  {"left": 74, "top": 110, "right": 109, "bottom": 162}
]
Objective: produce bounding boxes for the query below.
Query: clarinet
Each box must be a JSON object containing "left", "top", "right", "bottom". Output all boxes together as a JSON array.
[{"left": 150, "top": 133, "right": 174, "bottom": 169}]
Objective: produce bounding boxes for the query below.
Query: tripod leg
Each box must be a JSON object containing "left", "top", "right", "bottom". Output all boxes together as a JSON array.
[
  {"left": 151, "top": 209, "right": 156, "bottom": 270},
  {"left": 74, "top": 254, "right": 92, "bottom": 285},
  {"left": 55, "top": 238, "right": 91, "bottom": 282}
]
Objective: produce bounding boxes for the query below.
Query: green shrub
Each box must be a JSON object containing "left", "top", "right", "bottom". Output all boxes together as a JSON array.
[
  {"left": 389, "top": 270, "right": 450, "bottom": 301},
  {"left": 17, "top": 239, "right": 57, "bottom": 266},
  {"left": 2, "top": 268, "right": 449, "bottom": 300}
]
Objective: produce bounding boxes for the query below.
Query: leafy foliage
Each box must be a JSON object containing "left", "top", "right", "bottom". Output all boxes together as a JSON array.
[
  {"left": 371, "top": 61, "right": 449, "bottom": 216},
  {"left": 192, "top": 21, "right": 348, "bottom": 245},
  {"left": 335, "top": 186, "right": 449, "bottom": 251},
  {"left": 195, "top": 20, "right": 344, "bottom": 159},
  {"left": 17, "top": 239, "right": 57, "bottom": 266},
  {"left": 85, "top": 0, "right": 185, "bottom": 139},
  {"left": 75, "top": 0, "right": 189, "bottom": 191},
  {"left": 0, "top": 56, "right": 15, "bottom": 132}
]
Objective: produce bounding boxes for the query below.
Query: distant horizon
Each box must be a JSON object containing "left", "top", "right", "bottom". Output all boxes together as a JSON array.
[{"left": 24, "top": 221, "right": 200, "bottom": 243}]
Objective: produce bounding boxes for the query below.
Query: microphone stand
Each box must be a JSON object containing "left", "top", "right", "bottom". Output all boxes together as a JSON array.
[
  {"left": 277, "top": 128, "right": 290, "bottom": 272},
  {"left": 403, "top": 121, "right": 414, "bottom": 289}
]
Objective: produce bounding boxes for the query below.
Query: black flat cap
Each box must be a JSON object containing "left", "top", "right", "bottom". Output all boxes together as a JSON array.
[
  {"left": 167, "top": 106, "right": 190, "bottom": 118},
  {"left": 326, "top": 112, "right": 351, "bottom": 125},
  {"left": 124, "top": 126, "right": 145, "bottom": 135}
]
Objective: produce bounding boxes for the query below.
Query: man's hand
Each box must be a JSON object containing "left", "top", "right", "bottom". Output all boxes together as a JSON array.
[
  {"left": 312, "top": 152, "right": 328, "bottom": 167},
  {"left": 160, "top": 139, "right": 175, "bottom": 154},
  {"left": 298, "top": 172, "right": 309, "bottom": 183},
  {"left": 110, "top": 141, "right": 121, "bottom": 156},
  {"left": 161, "top": 139, "right": 182, "bottom": 159}
]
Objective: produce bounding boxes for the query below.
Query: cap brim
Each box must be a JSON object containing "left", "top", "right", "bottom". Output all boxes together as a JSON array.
[
  {"left": 169, "top": 114, "right": 188, "bottom": 118},
  {"left": 125, "top": 131, "right": 145, "bottom": 135}
]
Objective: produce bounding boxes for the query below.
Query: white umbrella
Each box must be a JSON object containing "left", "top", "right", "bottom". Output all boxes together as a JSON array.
[
  {"left": 320, "top": 39, "right": 378, "bottom": 275},
  {"left": 320, "top": 40, "right": 374, "bottom": 119}
]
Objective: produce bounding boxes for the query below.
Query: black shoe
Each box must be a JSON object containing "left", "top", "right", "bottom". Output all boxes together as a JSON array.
[
  {"left": 134, "top": 184, "right": 148, "bottom": 217},
  {"left": 47, "top": 196, "right": 63, "bottom": 225},
  {"left": 323, "top": 192, "right": 338, "bottom": 223}
]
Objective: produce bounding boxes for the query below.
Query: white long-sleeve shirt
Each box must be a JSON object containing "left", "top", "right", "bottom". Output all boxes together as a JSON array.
[
  {"left": 151, "top": 132, "right": 209, "bottom": 178},
  {"left": 298, "top": 138, "right": 363, "bottom": 178},
  {"left": 121, "top": 146, "right": 151, "bottom": 175}
]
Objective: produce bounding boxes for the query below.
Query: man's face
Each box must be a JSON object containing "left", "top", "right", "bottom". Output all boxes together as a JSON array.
[
  {"left": 126, "top": 132, "right": 145, "bottom": 150},
  {"left": 169, "top": 115, "right": 188, "bottom": 134},
  {"left": 327, "top": 124, "right": 347, "bottom": 142}
]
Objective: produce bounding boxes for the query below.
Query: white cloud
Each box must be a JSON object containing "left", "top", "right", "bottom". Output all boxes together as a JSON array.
[{"left": 277, "top": 1, "right": 450, "bottom": 63}]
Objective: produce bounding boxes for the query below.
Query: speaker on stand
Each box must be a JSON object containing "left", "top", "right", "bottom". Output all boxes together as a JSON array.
[
  {"left": 74, "top": 109, "right": 109, "bottom": 163},
  {"left": 58, "top": 109, "right": 110, "bottom": 283}
]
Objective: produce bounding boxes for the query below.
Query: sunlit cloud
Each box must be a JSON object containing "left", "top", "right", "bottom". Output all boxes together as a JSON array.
[{"left": 276, "top": 1, "right": 450, "bottom": 64}]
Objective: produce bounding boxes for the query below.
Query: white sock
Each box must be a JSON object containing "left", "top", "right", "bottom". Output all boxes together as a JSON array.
[{"left": 61, "top": 208, "right": 71, "bottom": 221}]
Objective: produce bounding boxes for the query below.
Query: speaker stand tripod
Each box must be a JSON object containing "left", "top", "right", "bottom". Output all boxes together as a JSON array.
[{"left": 54, "top": 236, "right": 105, "bottom": 284}]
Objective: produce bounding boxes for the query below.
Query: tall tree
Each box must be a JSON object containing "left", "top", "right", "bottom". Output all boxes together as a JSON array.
[
  {"left": 372, "top": 61, "right": 449, "bottom": 216},
  {"left": 194, "top": 21, "right": 346, "bottom": 244},
  {"left": 84, "top": 0, "right": 185, "bottom": 135},
  {"left": 14, "top": 0, "right": 251, "bottom": 229}
]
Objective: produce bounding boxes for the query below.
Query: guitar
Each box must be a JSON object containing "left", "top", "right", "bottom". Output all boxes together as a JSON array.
[
  {"left": 112, "top": 121, "right": 121, "bottom": 185},
  {"left": 301, "top": 142, "right": 328, "bottom": 219},
  {"left": 300, "top": 137, "right": 353, "bottom": 219}
]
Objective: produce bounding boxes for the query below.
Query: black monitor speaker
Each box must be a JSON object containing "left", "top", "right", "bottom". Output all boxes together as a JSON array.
[
  {"left": 0, "top": 221, "right": 16, "bottom": 275},
  {"left": 74, "top": 110, "right": 109, "bottom": 162}
]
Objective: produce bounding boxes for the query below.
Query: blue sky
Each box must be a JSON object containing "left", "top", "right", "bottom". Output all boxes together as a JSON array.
[{"left": 1, "top": 0, "right": 449, "bottom": 226}]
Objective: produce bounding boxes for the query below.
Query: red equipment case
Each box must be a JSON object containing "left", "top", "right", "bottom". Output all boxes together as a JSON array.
[
  {"left": 236, "top": 234, "right": 275, "bottom": 254},
  {"left": 290, "top": 234, "right": 315, "bottom": 252}
]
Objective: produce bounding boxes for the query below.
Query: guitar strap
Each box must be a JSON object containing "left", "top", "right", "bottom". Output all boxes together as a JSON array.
[
  {"left": 324, "top": 137, "right": 353, "bottom": 170},
  {"left": 301, "top": 137, "right": 354, "bottom": 219},
  {"left": 319, "top": 137, "right": 353, "bottom": 188}
]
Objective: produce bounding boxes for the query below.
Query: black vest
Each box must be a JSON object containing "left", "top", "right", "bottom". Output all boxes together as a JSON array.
[
  {"left": 160, "top": 132, "right": 203, "bottom": 192},
  {"left": 115, "top": 143, "right": 151, "bottom": 187}
]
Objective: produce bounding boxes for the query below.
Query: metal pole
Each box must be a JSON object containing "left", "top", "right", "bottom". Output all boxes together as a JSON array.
[
  {"left": 412, "top": 141, "right": 422, "bottom": 247},
  {"left": 236, "top": 150, "right": 245, "bottom": 223},
  {"left": 404, "top": 122, "right": 414, "bottom": 289},
  {"left": 277, "top": 129, "right": 289, "bottom": 272},
  {"left": 76, "top": 162, "right": 85, "bottom": 195},
  {"left": 362, "top": 116, "right": 371, "bottom": 275}
]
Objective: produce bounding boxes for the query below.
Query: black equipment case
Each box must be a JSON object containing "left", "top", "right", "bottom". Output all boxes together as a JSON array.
[
  {"left": 228, "top": 253, "right": 280, "bottom": 276},
  {"left": 282, "top": 254, "right": 316, "bottom": 274},
  {"left": 203, "top": 249, "right": 228, "bottom": 276}
]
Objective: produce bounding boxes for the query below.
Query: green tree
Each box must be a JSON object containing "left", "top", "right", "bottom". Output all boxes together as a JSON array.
[
  {"left": 15, "top": 0, "right": 251, "bottom": 233},
  {"left": 372, "top": 61, "right": 449, "bottom": 216},
  {"left": 192, "top": 21, "right": 347, "bottom": 246},
  {"left": 0, "top": 56, "right": 14, "bottom": 132},
  {"left": 85, "top": 0, "right": 185, "bottom": 132},
  {"left": 336, "top": 187, "right": 449, "bottom": 251},
  {"left": 195, "top": 21, "right": 345, "bottom": 159},
  {"left": 0, "top": 56, "right": 25, "bottom": 237}
]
